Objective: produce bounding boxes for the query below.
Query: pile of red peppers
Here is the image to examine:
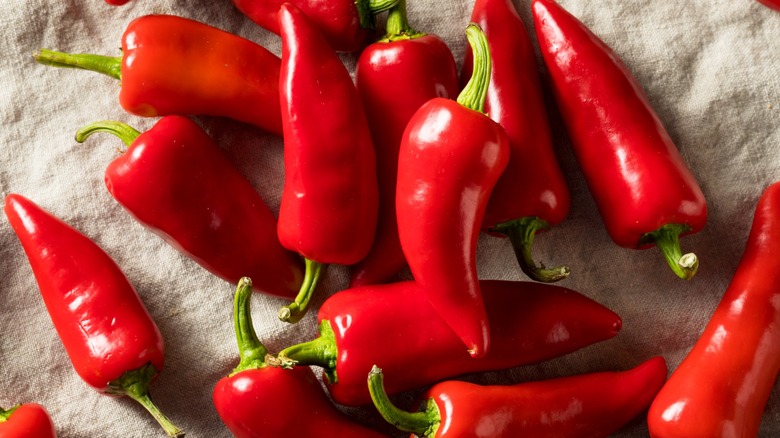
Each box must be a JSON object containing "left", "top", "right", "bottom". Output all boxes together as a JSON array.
[{"left": 2, "top": 0, "right": 779, "bottom": 436}]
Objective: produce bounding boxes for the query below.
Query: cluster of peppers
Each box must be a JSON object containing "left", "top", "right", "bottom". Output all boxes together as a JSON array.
[{"left": 2, "top": 0, "right": 778, "bottom": 436}]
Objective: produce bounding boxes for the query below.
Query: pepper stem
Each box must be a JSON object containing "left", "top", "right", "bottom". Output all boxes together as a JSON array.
[
  {"left": 493, "top": 217, "right": 570, "bottom": 282},
  {"left": 0, "top": 405, "right": 21, "bottom": 422},
  {"left": 355, "top": 0, "right": 400, "bottom": 31},
  {"left": 380, "top": 0, "right": 425, "bottom": 41},
  {"left": 457, "top": 24, "right": 491, "bottom": 114},
  {"left": 368, "top": 365, "right": 439, "bottom": 437},
  {"left": 278, "top": 258, "right": 324, "bottom": 324},
  {"left": 75, "top": 120, "right": 141, "bottom": 148},
  {"left": 33, "top": 49, "right": 122, "bottom": 80},
  {"left": 641, "top": 223, "right": 698, "bottom": 280},
  {"left": 230, "top": 277, "right": 268, "bottom": 375},
  {"left": 274, "top": 320, "right": 339, "bottom": 383},
  {"left": 106, "top": 364, "right": 185, "bottom": 437}
]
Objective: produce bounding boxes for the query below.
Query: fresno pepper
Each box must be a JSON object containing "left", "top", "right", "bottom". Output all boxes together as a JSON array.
[
  {"left": 276, "top": 3, "right": 379, "bottom": 323},
  {"left": 532, "top": 0, "right": 707, "bottom": 280},
  {"left": 0, "top": 403, "right": 56, "bottom": 438},
  {"left": 369, "top": 356, "right": 668, "bottom": 437},
  {"left": 34, "top": 15, "right": 282, "bottom": 135},
  {"left": 4, "top": 194, "right": 183, "bottom": 437},
  {"left": 647, "top": 182, "right": 780, "bottom": 437},
  {"left": 396, "top": 24, "right": 510, "bottom": 357},
  {"left": 274, "top": 280, "right": 622, "bottom": 407},
  {"left": 75, "top": 116, "right": 302, "bottom": 298},
  {"left": 213, "top": 278, "right": 385, "bottom": 438},
  {"left": 349, "top": 0, "right": 459, "bottom": 287},
  {"left": 462, "top": 0, "right": 571, "bottom": 283},
  {"left": 758, "top": 0, "right": 780, "bottom": 11},
  {"left": 105, "top": 0, "right": 131, "bottom": 5},
  {"left": 231, "top": 0, "right": 398, "bottom": 52}
]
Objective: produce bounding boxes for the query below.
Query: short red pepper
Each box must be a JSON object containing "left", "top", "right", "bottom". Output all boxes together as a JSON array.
[
  {"left": 532, "top": 0, "right": 707, "bottom": 280},
  {"left": 369, "top": 357, "right": 668, "bottom": 437},
  {"left": 276, "top": 3, "right": 379, "bottom": 323},
  {"left": 274, "top": 280, "right": 621, "bottom": 406},
  {"left": 104, "top": 0, "right": 131, "bottom": 5},
  {"left": 34, "top": 15, "right": 283, "bottom": 135},
  {"left": 213, "top": 278, "right": 385, "bottom": 438},
  {"left": 463, "top": 0, "right": 571, "bottom": 283},
  {"left": 4, "top": 194, "right": 183, "bottom": 437},
  {"left": 396, "top": 24, "right": 510, "bottom": 357},
  {"left": 349, "top": 0, "right": 459, "bottom": 287},
  {"left": 647, "top": 181, "right": 780, "bottom": 437},
  {"left": 0, "top": 403, "right": 56, "bottom": 438},
  {"left": 75, "top": 116, "right": 303, "bottom": 299}
]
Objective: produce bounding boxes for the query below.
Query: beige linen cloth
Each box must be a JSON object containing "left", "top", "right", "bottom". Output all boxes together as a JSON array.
[{"left": 1, "top": 0, "right": 779, "bottom": 436}]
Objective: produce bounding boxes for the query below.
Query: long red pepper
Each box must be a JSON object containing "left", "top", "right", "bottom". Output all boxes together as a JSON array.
[
  {"left": 532, "top": 0, "right": 707, "bottom": 280},
  {"left": 0, "top": 403, "right": 56, "bottom": 438},
  {"left": 276, "top": 3, "right": 379, "bottom": 323},
  {"left": 34, "top": 15, "right": 282, "bottom": 135},
  {"left": 370, "top": 357, "right": 668, "bottom": 437},
  {"left": 274, "top": 280, "right": 622, "bottom": 407},
  {"left": 75, "top": 116, "right": 303, "bottom": 299},
  {"left": 462, "top": 0, "right": 571, "bottom": 283},
  {"left": 349, "top": 0, "right": 459, "bottom": 287},
  {"left": 647, "top": 181, "right": 780, "bottom": 438},
  {"left": 396, "top": 24, "right": 509, "bottom": 357},
  {"left": 4, "top": 195, "right": 183, "bottom": 437},
  {"left": 213, "top": 278, "right": 385, "bottom": 438}
]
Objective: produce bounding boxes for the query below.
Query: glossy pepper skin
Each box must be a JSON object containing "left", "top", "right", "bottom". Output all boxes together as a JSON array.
[
  {"left": 532, "top": 0, "right": 707, "bottom": 280},
  {"left": 647, "top": 182, "right": 780, "bottom": 438},
  {"left": 462, "top": 0, "right": 571, "bottom": 283},
  {"left": 0, "top": 403, "right": 56, "bottom": 438},
  {"left": 396, "top": 25, "right": 510, "bottom": 357},
  {"left": 75, "top": 116, "right": 302, "bottom": 299},
  {"left": 105, "top": 0, "right": 131, "bottom": 5},
  {"left": 213, "top": 278, "right": 384, "bottom": 438},
  {"left": 758, "top": 0, "right": 780, "bottom": 11},
  {"left": 275, "top": 280, "right": 622, "bottom": 406},
  {"left": 276, "top": 3, "right": 379, "bottom": 323},
  {"left": 34, "top": 15, "right": 282, "bottom": 135},
  {"left": 370, "top": 357, "right": 668, "bottom": 437},
  {"left": 4, "top": 195, "right": 183, "bottom": 437},
  {"left": 349, "top": 0, "right": 459, "bottom": 287}
]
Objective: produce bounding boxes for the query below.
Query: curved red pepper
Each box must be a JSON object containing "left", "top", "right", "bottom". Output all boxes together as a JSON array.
[
  {"left": 462, "top": 0, "right": 571, "bottom": 283},
  {"left": 213, "top": 278, "right": 384, "bottom": 437},
  {"left": 0, "top": 403, "right": 56, "bottom": 438},
  {"left": 34, "top": 15, "right": 282, "bottom": 135},
  {"left": 758, "top": 0, "right": 780, "bottom": 11},
  {"left": 370, "top": 357, "right": 668, "bottom": 437},
  {"left": 104, "top": 0, "right": 131, "bottom": 5},
  {"left": 532, "top": 0, "right": 707, "bottom": 280},
  {"left": 4, "top": 195, "right": 183, "bottom": 437},
  {"left": 276, "top": 3, "right": 379, "bottom": 323},
  {"left": 647, "top": 182, "right": 780, "bottom": 437},
  {"left": 396, "top": 25, "right": 509, "bottom": 357},
  {"left": 275, "top": 280, "right": 621, "bottom": 406},
  {"left": 349, "top": 0, "right": 459, "bottom": 287}
]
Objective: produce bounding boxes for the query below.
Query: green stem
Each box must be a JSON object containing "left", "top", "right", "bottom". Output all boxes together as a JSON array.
[
  {"left": 275, "top": 320, "right": 338, "bottom": 383},
  {"left": 457, "top": 24, "right": 491, "bottom": 113},
  {"left": 641, "top": 223, "right": 698, "bottom": 280},
  {"left": 34, "top": 49, "right": 122, "bottom": 80},
  {"left": 355, "top": 0, "right": 400, "bottom": 30},
  {"left": 75, "top": 120, "right": 141, "bottom": 148},
  {"left": 368, "top": 365, "right": 439, "bottom": 437},
  {"left": 107, "top": 364, "right": 185, "bottom": 437},
  {"left": 278, "top": 258, "right": 324, "bottom": 324},
  {"left": 380, "top": 0, "right": 425, "bottom": 41},
  {"left": 493, "top": 217, "right": 570, "bottom": 283},
  {"left": 0, "top": 405, "right": 20, "bottom": 422},
  {"left": 231, "top": 277, "right": 268, "bottom": 375}
]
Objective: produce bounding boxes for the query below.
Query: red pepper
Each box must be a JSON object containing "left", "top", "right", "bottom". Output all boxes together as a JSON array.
[
  {"left": 647, "top": 181, "right": 780, "bottom": 438},
  {"left": 369, "top": 356, "right": 668, "bottom": 437},
  {"left": 462, "top": 0, "right": 571, "bottom": 283},
  {"left": 231, "top": 0, "right": 398, "bottom": 52},
  {"left": 532, "top": 0, "right": 707, "bottom": 280},
  {"left": 349, "top": 0, "right": 459, "bottom": 287},
  {"left": 34, "top": 15, "right": 282, "bottom": 135},
  {"left": 213, "top": 278, "right": 385, "bottom": 438},
  {"left": 105, "top": 0, "right": 131, "bottom": 5},
  {"left": 4, "top": 195, "right": 182, "bottom": 437},
  {"left": 75, "top": 116, "right": 303, "bottom": 299},
  {"left": 276, "top": 3, "right": 379, "bottom": 323},
  {"left": 758, "top": 0, "right": 780, "bottom": 11},
  {"left": 274, "top": 280, "right": 622, "bottom": 406},
  {"left": 0, "top": 403, "right": 56, "bottom": 438},
  {"left": 396, "top": 25, "right": 510, "bottom": 357}
]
